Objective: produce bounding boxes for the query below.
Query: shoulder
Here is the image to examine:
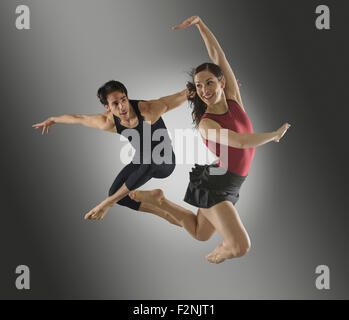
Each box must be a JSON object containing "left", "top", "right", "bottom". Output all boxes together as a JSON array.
[
  {"left": 137, "top": 100, "right": 150, "bottom": 114},
  {"left": 104, "top": 111, "right": 117, "bottom": 133},
  {"left": 138, "top": 100, "right": 162, "bottom": 123},
  {"left": 199, "top": 117, "right": 222, "bottom": 130},
  {"left": 198, "top": 118, "right": 223, "bottom": 139},
  {"left": 134, "top": 100, "right": 153, "bottom": 118},
  {"left": 226, "top": 96, "right": 246, "bottom": 113}
]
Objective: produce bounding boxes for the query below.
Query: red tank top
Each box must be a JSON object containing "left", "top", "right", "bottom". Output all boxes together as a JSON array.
[{"left": 201, "top": 100, "right": 255, "bottom": 176}]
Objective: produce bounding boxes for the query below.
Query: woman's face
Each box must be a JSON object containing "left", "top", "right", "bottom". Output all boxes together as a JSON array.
[{"left": 194, "top": 70, "right": 225, "bottom": 105}]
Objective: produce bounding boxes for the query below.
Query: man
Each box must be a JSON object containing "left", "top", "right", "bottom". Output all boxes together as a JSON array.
[{"left": 33, "top": 80, "right": 187, "bottom": 224}]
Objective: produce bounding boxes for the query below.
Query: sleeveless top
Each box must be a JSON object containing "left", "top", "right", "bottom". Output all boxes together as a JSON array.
[
  {"left": 201, "top": 100, "right": 255, "bottom": 176},
  {"left": 112, "top": 100, "right": 175, "bottom": 164}
]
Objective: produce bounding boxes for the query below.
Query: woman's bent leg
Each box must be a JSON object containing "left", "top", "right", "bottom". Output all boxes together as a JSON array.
[
  {"left": 200, "top": 201, "right": 251, "bottom": 263},
  {"left": 138, "top": 202, "right": 182, "bottom": 227}
]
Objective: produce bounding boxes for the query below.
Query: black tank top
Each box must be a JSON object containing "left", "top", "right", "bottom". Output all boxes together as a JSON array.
[{"left": 112, "top": 100, "right": 175, "bottom": 164}]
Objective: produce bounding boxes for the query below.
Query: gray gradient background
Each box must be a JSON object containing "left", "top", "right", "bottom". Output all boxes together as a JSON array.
[{"left": 1, "top": 0, "right": 348, "bottom": 299}]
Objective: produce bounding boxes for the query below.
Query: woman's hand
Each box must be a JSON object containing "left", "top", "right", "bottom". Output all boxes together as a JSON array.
[
  {"left": 172, "top": 16, "right": 202, "bottom": 30},
  {"left": 32, "top": 118, "right": 55, "bottom": 135},
  {"left": 274, "top": 123, "right": 291, "bottom": 142}
]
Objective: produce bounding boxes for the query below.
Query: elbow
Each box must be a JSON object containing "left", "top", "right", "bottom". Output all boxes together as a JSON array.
[
  {"left": 157, "top": 99, "right": 170, "bottom": 113},
  {"left": 238, "top": 133, "right": 256, "bottom": 149},
  {"left": 74, "top": 114, "right": 85, "bottom": 125},
  {"left": 209, "top": 50, "right": 219, "bottom": 64},
  {"left": 238, "top": 141, "right": 246, "bottom": 149},
  {"left": 227, "top": 131, "right": 245, "bottom": 149},
  {"left": 236, "top": 137, "right": 247, "bottom": 149},
  {"left": 227, "top": 140, "right": 244, "bottom": 149},
  {"left": 210, "top": 51, "right": 226, "bottom": 65}
]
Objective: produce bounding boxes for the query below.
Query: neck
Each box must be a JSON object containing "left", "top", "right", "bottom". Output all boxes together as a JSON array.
[
  {"left": 205, "top": 97, "right": 228, "bottom": 114},
  {"left": 120, "top": 105, "right": 138, "bottom": 126}
]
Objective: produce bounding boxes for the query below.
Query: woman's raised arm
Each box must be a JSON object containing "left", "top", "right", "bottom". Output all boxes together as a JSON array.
[{"left": 173, "top": 16, "right": 244, "bottom": 111}]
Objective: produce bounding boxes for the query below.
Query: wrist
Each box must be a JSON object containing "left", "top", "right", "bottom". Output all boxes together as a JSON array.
[
  {"left": 272, "top": 131, "right": 278, "bottom": 141},
  {"left": 49, "top": 116, "right": 56, "bottom": 123},
  {"left": 196, "top": 19, "right": 204, "bottom": 28},
  {"left": 104, "top": 197, "right": 115, "bottom": 207}
]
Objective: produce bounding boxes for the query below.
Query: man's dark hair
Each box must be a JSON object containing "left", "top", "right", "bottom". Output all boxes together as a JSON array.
[{"left": 97, "top": 80, "right": 128, "bottom": 105}]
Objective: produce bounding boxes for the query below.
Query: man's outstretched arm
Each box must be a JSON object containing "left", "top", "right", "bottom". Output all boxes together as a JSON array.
[
  {"left": 139, "top": 89, "right": 188, "bottom": 122},
  {"left": 32, "top": 112, "right": 116, "bottom": 134},
  {"left": 158, "top": 88, "right": 189, "bottom": 113}
]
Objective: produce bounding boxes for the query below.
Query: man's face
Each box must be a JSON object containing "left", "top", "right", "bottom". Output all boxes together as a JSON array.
[{"left": 106, "top": 91, "right": 130, "bottom": 120}]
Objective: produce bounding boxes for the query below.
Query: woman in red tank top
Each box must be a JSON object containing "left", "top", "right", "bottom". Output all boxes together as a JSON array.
[{"left": 130, "top": 16, "right": 290, "bottom": 264}]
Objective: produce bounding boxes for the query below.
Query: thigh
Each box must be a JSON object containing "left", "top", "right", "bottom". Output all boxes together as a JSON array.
[
  {"left": 124, "top": 163, "right": 153, "bottom": 190},
  {"left": 151, "top": 162, "right": 176, "bottom": 179},
  {"left": 200, "top": 201, "right": 249, "bottom": 245},
  {"left": 109, "top": 163, "right": 140, "bottom": 196}
]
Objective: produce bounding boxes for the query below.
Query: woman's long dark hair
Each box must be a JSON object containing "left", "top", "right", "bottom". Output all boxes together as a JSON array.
[{"left": 186, "top": 62, "right": 224, "bottom": 128}]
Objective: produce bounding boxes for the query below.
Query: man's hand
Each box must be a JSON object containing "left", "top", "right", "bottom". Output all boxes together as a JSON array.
[{"left": 32, "top": 118, "right": 55, "bottom": 135}]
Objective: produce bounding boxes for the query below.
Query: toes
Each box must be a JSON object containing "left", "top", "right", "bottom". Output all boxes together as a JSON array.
[
  {"left": 206, "top": 254, "right": 224, "bottom": 264},
  {"left": 206, "top": 247, "right": 227, "bottom": 264},
  {"left": 205, "top": 252, "right": 217, "bottom": 263},
  {"left": 206, "top": 256, "right": 214, "bottom": 263},
  {"left": 215, "top": 256, "right": 225, "bottom": 264}
]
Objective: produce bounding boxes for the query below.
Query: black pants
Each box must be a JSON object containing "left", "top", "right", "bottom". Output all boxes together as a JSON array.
[{"left": 108, "top": 161, "right": 176, "bottom": 210}]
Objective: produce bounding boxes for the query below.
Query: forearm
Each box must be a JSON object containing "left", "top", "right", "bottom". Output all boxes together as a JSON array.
[
  {"left": 196, "top": 20, "right": 225, "bottom": 62},
  {"left": 159, "top": 89, "right": 188, "bottom": 112},
  {"left": 233, "top": 131, "right": 277, "bottom": 149},
  {"left": 50, "top": 114, "right": 83, "bottom": 125}
]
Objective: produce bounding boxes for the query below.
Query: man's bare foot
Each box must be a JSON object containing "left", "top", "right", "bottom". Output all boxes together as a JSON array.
[
  {"left": 129, "top": 189, "right": 164, "bottom": 206},
  {"left": 84, "top": 203, "right": 111, "bottom": 221},
  {"left": 205, "top": 243, "right": 234, "bottom": 264}
]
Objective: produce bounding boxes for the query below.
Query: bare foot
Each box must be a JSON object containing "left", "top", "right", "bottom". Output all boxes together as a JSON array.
[
  {"left": 84, "top": 203, "right": 111, "bottom": 221},
  {"left": 129, "top": 189, "right": 164, "bottom": 206},
  {"left": 205, "top": 243, "right": 234, "bottom": 264}
]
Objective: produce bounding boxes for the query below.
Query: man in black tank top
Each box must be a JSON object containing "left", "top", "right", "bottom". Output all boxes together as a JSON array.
[{"left": 33, "top": 80, "right": 187, "bottom": 224}]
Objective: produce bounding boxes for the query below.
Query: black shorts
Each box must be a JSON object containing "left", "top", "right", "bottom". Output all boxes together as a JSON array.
[{"left": 184, "top": 163, "right": 246, "bottom": 209}]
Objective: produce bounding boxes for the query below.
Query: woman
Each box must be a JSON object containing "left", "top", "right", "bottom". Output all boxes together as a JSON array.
[{"left": 130, "top": 16, "right": 291, "bottom": 264}]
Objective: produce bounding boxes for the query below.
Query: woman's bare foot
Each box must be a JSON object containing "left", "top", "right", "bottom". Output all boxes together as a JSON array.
[
  {"left": 129, "top": 189, "right": 164, "bottom": 206},
  {"left": 205, "top": 243, "right": 234, "bottom": 264}
]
